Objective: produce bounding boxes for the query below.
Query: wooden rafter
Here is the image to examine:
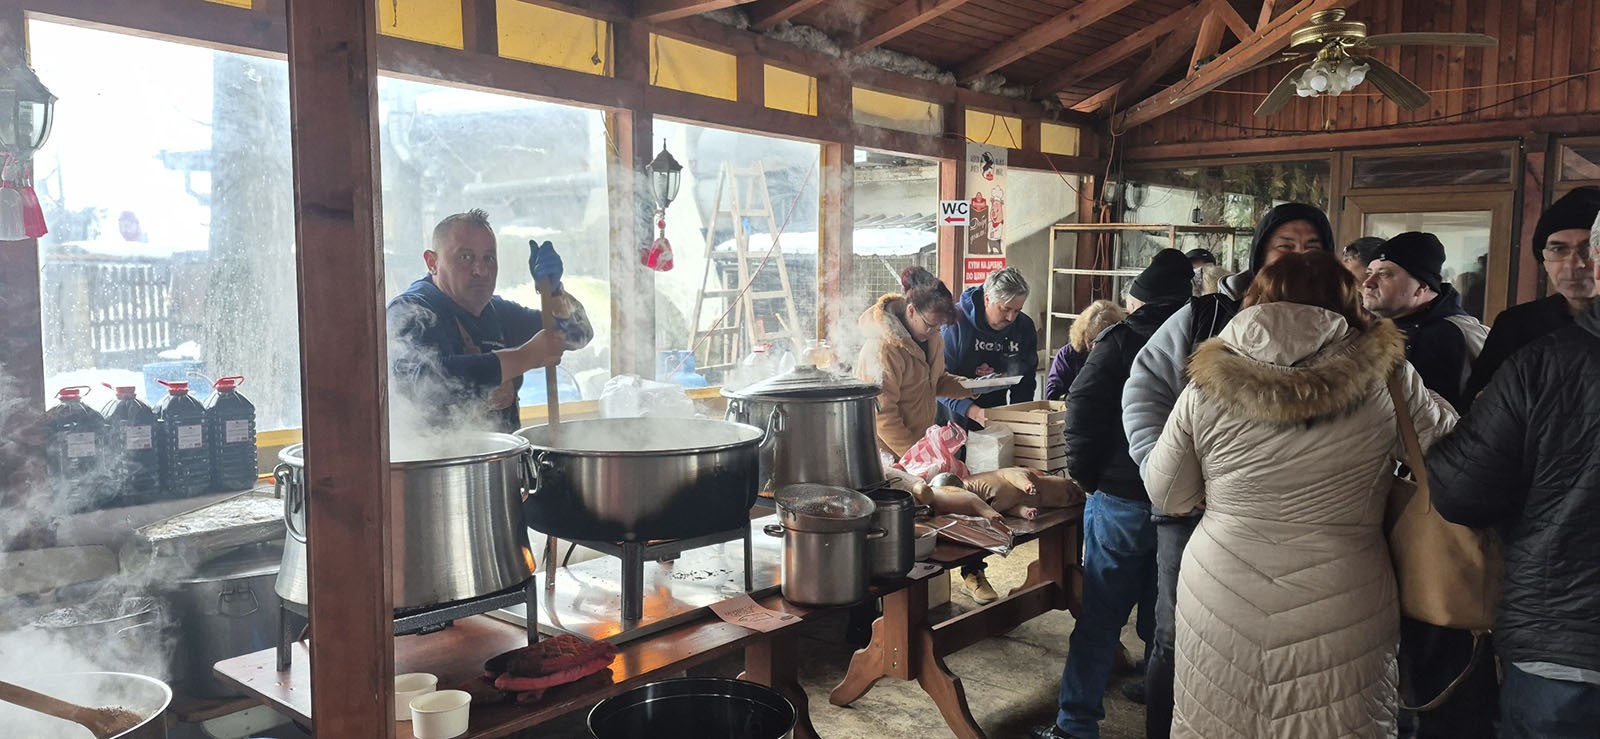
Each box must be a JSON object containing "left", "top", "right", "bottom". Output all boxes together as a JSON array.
[
  {"left": 852, "top": 0, "right": 974, "bottom": 53},
  {"left": 635, "top": 0, "right": 755, "bottom": 23},
  {"left": 1071, "top": 80, "right": 1126, "bottom": 113},
  {"left": 1120, "top": 21, "right": 1206, "bottom": 104},
  {"left": 1256, "top": 0, "right": 1278, "bottom": 29},
  {"left": 746, "top": 0, "right": 829, "bottom": 31},
  {"left": 1211, "top": 0, "right": 1253, "bottom": 41},
  {"left": 955, "top": 0, "right": 1140, "bottom": 84},
  {"left": 1115, "top": 0, "right": 1354, "bottom": 129},
  {"left": 1033, "top": 2, "right": 1204, "bottom": 97},
  {"left": 1189, "top": 10, "right": 1226, "bottom": 71}
]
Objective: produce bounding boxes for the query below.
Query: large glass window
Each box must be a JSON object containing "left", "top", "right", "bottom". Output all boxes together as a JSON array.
[
  {"left": 1122, "top": 159, "right": 1331, "bottom": 269},
  {"left": 847, "top": 149, "right": 939, "bottom": 324},
  {"left": 652, "top": 120, "right": 820, "bottom": 385},
  {"left": 33, "top": 21, "right": 301, "bottom": 428},
  {"left": 377, "top": 79, "right": 612, "bottom": 402}
]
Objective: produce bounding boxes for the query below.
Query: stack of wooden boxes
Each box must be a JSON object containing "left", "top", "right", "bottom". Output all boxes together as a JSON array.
[{"left": 984, "top": 401, "right": 1067, "bottom": 472}]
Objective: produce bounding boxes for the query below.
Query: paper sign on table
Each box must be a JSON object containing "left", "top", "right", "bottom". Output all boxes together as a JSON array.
[
  {"left": 709, "top": 594, "right": 798, "bottom": 632},
  {"left": 908, "top": 562, "right": 942, "bottom": 580}
]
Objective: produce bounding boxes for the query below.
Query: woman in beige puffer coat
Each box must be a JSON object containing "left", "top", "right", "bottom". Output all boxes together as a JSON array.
[
  {"left": 855, "top": 266, "right": 973, "bottom": 458},
  {"left": 1145, "top": 251, "right": 1457, "bottom": 738}
]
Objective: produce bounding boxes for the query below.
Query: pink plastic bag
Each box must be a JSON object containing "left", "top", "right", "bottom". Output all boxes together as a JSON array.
[{"left": 895, "top": 423, "right": 969, "bottom": 480}]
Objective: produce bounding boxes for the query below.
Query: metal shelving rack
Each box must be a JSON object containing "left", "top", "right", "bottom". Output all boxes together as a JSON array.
[{"left": 1044, "top": 223, "right": 1246, "bottom": 356}]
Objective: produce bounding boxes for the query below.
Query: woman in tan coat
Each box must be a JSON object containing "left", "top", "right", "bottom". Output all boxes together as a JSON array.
[
  {"left": 1145, "top": 251, "right": 1457, "bottom": 738},
  {"left": 856, "top": 265, "right": 974, "bottom": 458}
]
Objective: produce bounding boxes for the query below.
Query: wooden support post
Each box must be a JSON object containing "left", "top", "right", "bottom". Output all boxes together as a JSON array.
[
  {"left": 611, "top": 21, "right": 657, "bottom": 377},
  {"left": 939, "top": 102, "right": 965, "bottom": 290},
  {"left": 1190, "top": 9, "right": 1226, "bottom": 73},
  {"left": 820, "top": 141, "right": 853, "bottom": 340},
  {"left": 0, "top": 6, "right": 45, "bottom": 505},
  {"left": 462, "top": 0, "right": 498, "bottom": 56},
  {"left": 284, "top": 0, "right": 392, "bottom": 737},
  {"left": 1516, "top": 141, "right": 1549, "bottom": 307}
]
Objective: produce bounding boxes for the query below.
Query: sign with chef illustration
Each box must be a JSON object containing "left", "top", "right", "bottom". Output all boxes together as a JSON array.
[{"left": 964, "top": 144, "right": 1007, "bottom": 287}]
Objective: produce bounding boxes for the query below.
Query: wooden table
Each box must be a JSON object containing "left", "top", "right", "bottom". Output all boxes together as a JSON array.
[
  {"left": 214, "top": 593, "right": 824, "bottom": 739},
  {"left": 829, "top": 505, "right": 1086, "bottom": 739}
]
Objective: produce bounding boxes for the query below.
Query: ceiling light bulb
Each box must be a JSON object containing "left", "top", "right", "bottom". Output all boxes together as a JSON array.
[
  {"left": 1309, "top": 73, "right": 1329, "bottom": 92},
  {"left": 1348, "top": 63, "right": 1369, "bottom": 86},
  {"left": 1297, "top": 85, "right": 1315, "bottom": 97}
]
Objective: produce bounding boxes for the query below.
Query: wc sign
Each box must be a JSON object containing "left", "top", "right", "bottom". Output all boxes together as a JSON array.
[{"left": 939, "top": 200, "right": 969, "bottom": 227}]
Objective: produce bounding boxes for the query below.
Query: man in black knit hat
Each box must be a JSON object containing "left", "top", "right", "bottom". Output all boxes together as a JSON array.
[
  {"left": 1463, "top": 186, "right": 1600, "bottom": 408},
  {"left": 1362, "top": 231, "right": 1487, "bottom": 409},
  {"left": 1033, "top": 249, "right": 1195, "bottom": 739}
]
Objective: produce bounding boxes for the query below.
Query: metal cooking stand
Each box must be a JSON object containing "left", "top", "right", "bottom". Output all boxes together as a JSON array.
[
  {"left": 563, "top": 523, "right": 754, "bottom": 626},
  {"left": 276, "top": 577, "right": 539, "bottom": 670}
]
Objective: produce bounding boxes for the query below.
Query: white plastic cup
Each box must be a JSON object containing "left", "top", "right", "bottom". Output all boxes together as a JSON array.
[
  {"left": 410, "top": 689, "right": 471, "bottom": 739},
  {"left": 393, "top": 673, "right": 438, "bottom": 722}
]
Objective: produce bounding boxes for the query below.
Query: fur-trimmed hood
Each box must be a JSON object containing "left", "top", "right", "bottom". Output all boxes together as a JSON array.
[
  {"left": 859, "top": 293, "right": 917, "bottom": 353},
  {"left": 1187, "top": 303, "right": 1406, "bottom": 425}
]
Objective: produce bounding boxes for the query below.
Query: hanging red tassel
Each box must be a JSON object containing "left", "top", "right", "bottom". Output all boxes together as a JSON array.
[{"left": 640, "top": 211, "right": 673, "bottom": 272}]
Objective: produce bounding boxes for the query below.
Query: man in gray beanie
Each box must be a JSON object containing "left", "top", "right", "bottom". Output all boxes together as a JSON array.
[
  {"left": 1362, "top": 231, "right": 1487, "bottom": 409},
  {"left": 1463, "top": 186, "right": 1600, "bottom": 407}
]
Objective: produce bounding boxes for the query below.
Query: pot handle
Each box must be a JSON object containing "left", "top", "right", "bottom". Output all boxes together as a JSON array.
[
  {"left": 219, "top": 585, "right": 261, "bottom": 619},
  {"left": 762, "top": 523, "right": 786, "bottom": 538},
  {"left": 912, "top": 504, "right": 934, "bottom": 519},
  {"left": 277, "top": 462, "right": 307, "bottom": 543},
  {"left": 865, "top": 526, "right": 887, "bottom": 540},
  {"left": 726, "top": 398, "right": 745, "bottom": 421},
  {"left": 520, "top": 450, "right": 554, "bottom": 503},
  {"left": 758, "top": 406, "right": 786, "bottom": 450}
]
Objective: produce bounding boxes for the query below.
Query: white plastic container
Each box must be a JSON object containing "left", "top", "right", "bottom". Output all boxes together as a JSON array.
[
  {"left": 411, "top": 689, "right": 471, "bottom": 738},
  {"left": 394, "top": 673, "right": 438, "bottom": 721}
]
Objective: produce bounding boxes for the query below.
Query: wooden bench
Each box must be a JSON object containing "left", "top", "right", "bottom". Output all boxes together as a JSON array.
[
  {"left": 213, "top": 592, "right": 825, "bottom": 739},
  {"left": 829, "top": 505, "right": 1086, "bottom": 739}
]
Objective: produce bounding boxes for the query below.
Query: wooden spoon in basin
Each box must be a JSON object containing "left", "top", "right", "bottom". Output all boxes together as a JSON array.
[{"left": 0, "top": 678, "right": 143, "bottom": 738}]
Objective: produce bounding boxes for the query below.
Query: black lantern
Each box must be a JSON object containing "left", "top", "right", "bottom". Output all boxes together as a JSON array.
[
  {"left": 0, "top": 63, "right": 55, "bottom": 158},
  {"left": 648, "top": 139, "right": 682, "bottom": 210}
]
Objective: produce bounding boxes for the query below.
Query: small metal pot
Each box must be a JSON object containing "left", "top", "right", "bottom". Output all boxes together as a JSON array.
[
  {"left": 172, "top": 543, "right": 282, "bottom": 698},
  {"left": 865, "top": 488, "right": 931, "bottom": 580},
  {"left": 724, "top": 366, "right": 885, "bottom": 491},
  {"left": 589, "top": 677, "right": 796, "bottom": 739},
  {"left": 764, "top": 485, "right": 883, "bottom": 606}
]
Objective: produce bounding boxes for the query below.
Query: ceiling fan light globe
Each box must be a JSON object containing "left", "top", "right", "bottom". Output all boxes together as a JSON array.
[
  {"left": 1297, "top": 86, "right": 1315, "bottom": 97},
  {"left": 1309, "top": 73, "right": 1329, "bottom": 92},
  {"left": 1348, "top": 64, "right": 1369, "bottom": 86}
]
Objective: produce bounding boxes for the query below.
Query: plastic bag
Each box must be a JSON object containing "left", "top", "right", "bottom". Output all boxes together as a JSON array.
[
  {"left": 895, "top": 423, "right": 969, "bottom": 480},
  {"left": 598, "top": 375, "right": 694, "bottom": 418},
  {"left": 964, "top": 424, "right": 1014, "bottom": 473}
]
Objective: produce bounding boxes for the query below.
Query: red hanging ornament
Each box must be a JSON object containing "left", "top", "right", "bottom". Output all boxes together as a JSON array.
[{"left": 641, "top": 209, "right": 673, "bottom": 272}]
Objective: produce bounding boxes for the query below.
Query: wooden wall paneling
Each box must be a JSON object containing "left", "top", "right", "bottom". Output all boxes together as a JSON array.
[
  {"left": 1462, "top": 0, "right": 1487, "bottom": 118},
  {"left": 1426, "top": 0, "right": 1449, "bottom": 121},
  {"left": 1514, "top": 0, "right": 1536, "bottom": 118},
  {"left": 1566, "top": 0, "right": 1587, "bottom": 113},
  {"left": 1532, "top": 0, "right": 1553, "bottom": 119},
  {"left": 1549, "top": 0, "right": 1572, "bottom": 115},
  {"left": 1445, "top": 0, "right": 1467, "bottom": 121},
  {"left": 283, "top": 0, "right": 393, "bottom": 736},
  {"left": 1590, "top": 0, "right": 1600, "bottom": 114},
  {"left": 1496, "top": 0, "right": 1517, "bottom": 115}
]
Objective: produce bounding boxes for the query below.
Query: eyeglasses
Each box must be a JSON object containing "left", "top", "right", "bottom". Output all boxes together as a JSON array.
[
  {"left": 909, "top": 309, "right": 937, "bottom": 332},
  {"left": 1544, "top": 243, "right": 1593, "bottom": 263}
]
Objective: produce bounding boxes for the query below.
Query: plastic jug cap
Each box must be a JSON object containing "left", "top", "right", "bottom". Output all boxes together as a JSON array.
[
  {"left": 213, "top": 375, "right": 245, "bottom": 391},
  {"left": 103, "top": 383, "right": 138, "bottom": 398},
  {"left": 54, "top": 385, "right": 89, "bottom": 401},
  {"left": 158, "top": 380, "right": 190, "bottom": 395}
]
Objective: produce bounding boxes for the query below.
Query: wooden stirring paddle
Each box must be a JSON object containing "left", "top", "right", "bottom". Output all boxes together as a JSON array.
[
  {"left": 0, "top": 679, "right": 143, "bottom": 738},
  {"left": 535, "top": 272, "right": 561, "bottom": 590}
]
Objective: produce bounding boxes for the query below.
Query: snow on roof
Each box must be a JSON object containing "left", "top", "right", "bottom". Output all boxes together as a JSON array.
[{"left": 713, "top": 226, "right": 934, "bottom": 258}]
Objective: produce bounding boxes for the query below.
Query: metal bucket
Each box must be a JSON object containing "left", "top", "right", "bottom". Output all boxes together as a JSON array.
[
  {"left": 588, "top": 677, "right": 795, "bottom": 739},
  {"left": 516, "top": 417, "right": 768, "bottom": 542},
  {"left": 274, "top": 432, "right": 534, "bottom": 609},
  {"left": 0, "top": 672, "right": 171, "bottom": 739}
]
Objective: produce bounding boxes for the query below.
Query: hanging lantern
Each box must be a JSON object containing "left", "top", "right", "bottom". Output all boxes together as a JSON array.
[
  {"left": 648, "top": 139, "right": 682, "bottom": 210},
  {"left": 641, "top": 140, "right": 681, "bottom": 272},
  {"left": 0, "top": 63, "right": 56, "bottom": 157},
  {"left": 0, "top": 63, "right": 54, "bottom": 241}
]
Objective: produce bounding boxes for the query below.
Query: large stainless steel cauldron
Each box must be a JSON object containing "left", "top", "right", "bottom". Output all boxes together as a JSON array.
[
  {"left": 516, "top": 417, "right": 766, "bottom": 542},
  {"left": 274, "top": 433, "right": 533, "bottom": 609},
  {"left": 724, "top": 366, "right": 884, "bottom": 491}
]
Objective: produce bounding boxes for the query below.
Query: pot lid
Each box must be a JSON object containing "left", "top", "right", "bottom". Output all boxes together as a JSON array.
[
  {"left": 774, "top": 483, "right": 876, "bottom": 521},
  {"left": 725, "top": 364, "right": 878, "bottom": 399},
  {"left": 179, "top": 542, "right": 284, "bottom": 584}
]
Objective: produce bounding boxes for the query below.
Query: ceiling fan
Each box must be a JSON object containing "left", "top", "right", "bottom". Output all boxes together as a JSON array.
[{"left": 1249, "top": 8, "right": 1497, "bottom": 116}]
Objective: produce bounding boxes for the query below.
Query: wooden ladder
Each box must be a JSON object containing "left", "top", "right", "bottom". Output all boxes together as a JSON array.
[{"left": 690, "top": 162, "right": 804, "bottom": 375}]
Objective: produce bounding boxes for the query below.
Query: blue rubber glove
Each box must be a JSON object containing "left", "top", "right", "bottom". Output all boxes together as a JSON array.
[{"left": 528, "top": 240, "right": 563, "bottom": 288}]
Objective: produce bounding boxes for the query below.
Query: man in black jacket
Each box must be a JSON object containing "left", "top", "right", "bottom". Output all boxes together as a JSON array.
[
  {"left": 1362, "top": 232, "right": 1494, "bottom": 738},
  {"left": 1362, "top": 232, "right": 1488, "bottom": 410},
  {"left": 1426, "top": 296, "right": 1600, "bottom": 739},
  {"left": 1031, "top": 249, "right": 1193, "bottom": 739},
  {"left": 1462, "top": 187, "right": 1600, "bottom": 408}
]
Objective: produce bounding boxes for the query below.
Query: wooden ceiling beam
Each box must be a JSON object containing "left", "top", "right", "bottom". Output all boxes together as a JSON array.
[
  {"left": 1033, "top": 2, "right": 1205, "bottom": 97},
  {"left": 1189, "top": 10, "right": 1226, "bottom": 72},
  {"left": 1115, "top": 0, "right": 1355, "bottom": 129},
  {"left": 1070, "top": 80, "right": 1126, "bottom": 113},
  {"left": 1256, "top": 0, "right": 1278, "bottom": 30},
  {"left": 1210, "top": 0, "right": 1253, "bottom": 41},
  {"left": 634, "top": 0, "right": 755, "bottom": 23},
  {"left": 851, "top": 0, "right": 975, "bottom": 53},
  {"left": 1120, "top": 20, "right": 1205, "bottom": 105},
  {"left": 746, "top": 0, "right": 830, "bottom": 31},
  {"left": 954, "top": 0, "right": 1141, "bottom": 84}
]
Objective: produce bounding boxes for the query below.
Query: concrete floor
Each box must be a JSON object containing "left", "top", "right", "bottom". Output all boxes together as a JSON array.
[{"left": 520, "top": 537, "right": 1149, "bottom": 739}]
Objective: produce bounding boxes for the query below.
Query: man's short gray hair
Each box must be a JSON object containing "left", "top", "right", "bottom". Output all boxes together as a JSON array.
[
  {"left": 431, "top": 209, "right": 493, "bottom": 250},
  {"left": 1591, "top": 211, "right": 1600, "bottom": 249},
  {"left": 984, "top": 266, "right": 1030, "bottom": 304}
]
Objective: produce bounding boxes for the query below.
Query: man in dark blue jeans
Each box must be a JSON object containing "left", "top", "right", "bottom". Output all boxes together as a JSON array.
[{"left": 1031, "top": 249, "right": 1194, "bottom": 739}]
